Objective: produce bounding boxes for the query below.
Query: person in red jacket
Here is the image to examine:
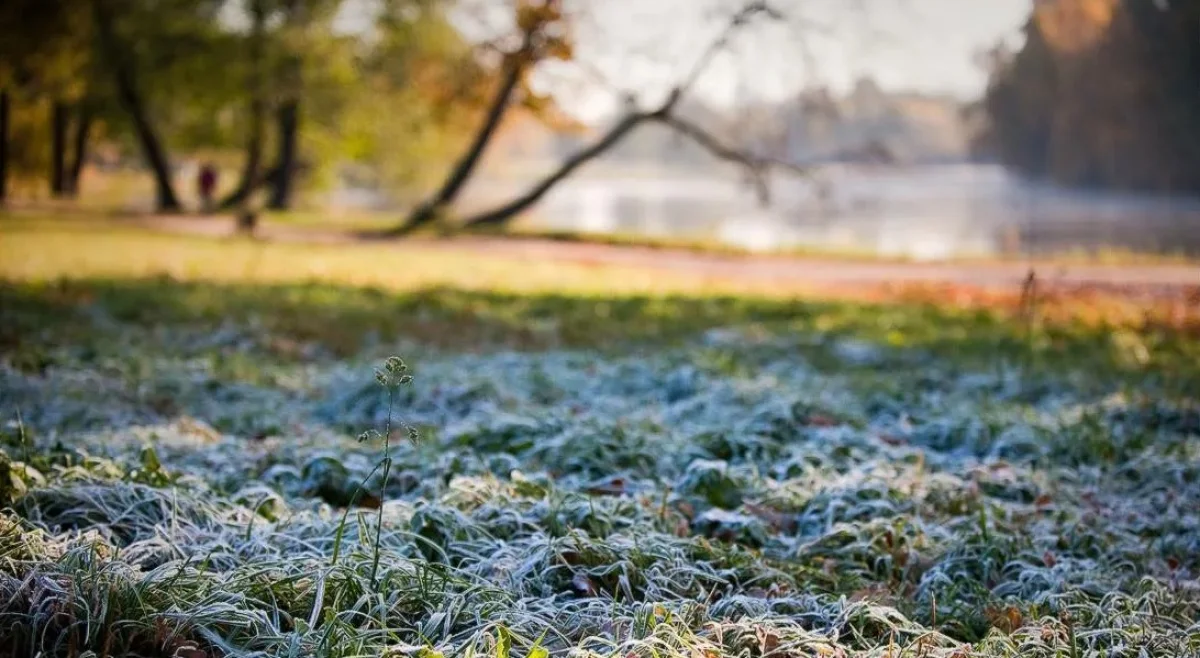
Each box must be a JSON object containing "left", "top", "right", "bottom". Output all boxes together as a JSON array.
[{"left": 197, "top": 162, "right": 218, "bottom": 213}]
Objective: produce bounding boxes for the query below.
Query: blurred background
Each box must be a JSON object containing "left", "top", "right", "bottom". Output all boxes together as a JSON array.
[{"left": 1, "top": 0, "right": 1200, "bottom": 261}]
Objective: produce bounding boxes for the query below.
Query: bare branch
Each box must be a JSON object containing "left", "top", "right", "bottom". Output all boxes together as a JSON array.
[
  {"left": 460, "top": 110, "right": 657, "bottom": 228},
  {"left": 387, "top": 0, "right": 803, "bottom": 234},
  {"left": 653, "top": 113, "right": 818, "bottom": 207},
  {"left": 452, "top": 0, "right": 799, "bottom": 230},
  {"left": 676, "top": 1, "right": 784, "bottom": 99}
]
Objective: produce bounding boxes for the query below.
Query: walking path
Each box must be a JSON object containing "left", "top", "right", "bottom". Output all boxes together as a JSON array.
[{"left": 127, "top": 214, "right": 1198, "bottom": 301}]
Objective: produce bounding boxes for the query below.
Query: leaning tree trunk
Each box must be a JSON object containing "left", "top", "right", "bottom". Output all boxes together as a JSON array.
[
  {"left": 392, "top": 33, "right": 534, "bottom": 235},
  {"left": 267, "top": 100, "right": 298, "bottom": 210},
  {"left": 0, "top": 89, "right": 9, "bottom": 204},
  {"left": 93, "top": 0, "right": 181, "bottom": 212},
  {"left": 460, "top": 111, "right": 654, "bottom": 228},
  {"left": 219, "top": 0, "right": 266, "bottom": 210},
  {"left": 460, "top": 102, "right": 800, "bottom": 229},
  {"left": 66, "top": 106, "right": 93, "bottom": 196},
  {"left": 50, "top": 102, "right": 68, "bottom": 197}
]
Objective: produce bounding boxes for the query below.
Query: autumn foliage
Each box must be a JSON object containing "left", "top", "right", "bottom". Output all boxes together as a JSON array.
[{"left": 973, "top": 0, "right": 1200, "bottom": 193}]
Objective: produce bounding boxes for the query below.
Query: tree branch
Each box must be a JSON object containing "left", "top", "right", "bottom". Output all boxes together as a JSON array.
[
  {"left": 677, "top": 1, "right": 782, "bottom": 98},
  {"left": 449, "top": 0, "right": 790, "bottom": 231},
  {"left": 460, "top": 110, "right": 658, "bottom": 228},
  {"left": 654, "top": 113, "right": 818, "bottom": 205}
]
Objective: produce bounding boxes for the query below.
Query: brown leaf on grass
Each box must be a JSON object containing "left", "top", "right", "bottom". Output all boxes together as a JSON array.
[
  {"left": 1034, "top": 493, "right": 1053, "bottom": 509},
  {"left": 356, "top": 493, "right": 382, "bottom": 509},
  {"left": 1042, "top": 550, "right": 1057, "bottom": 567},
  {"left": 878, "top": 433, "right": 907, "bottom": 446},
  {"left": 985, "top": 606, "right": 1024, "bottom": 634},
  {"left": 755, "top": 626, "right": 780, "bottom": 655}
]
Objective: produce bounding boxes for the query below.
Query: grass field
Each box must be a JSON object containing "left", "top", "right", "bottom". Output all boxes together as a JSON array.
[{"left": 1, "top": 218, "right": 1198, "bottom": 657}]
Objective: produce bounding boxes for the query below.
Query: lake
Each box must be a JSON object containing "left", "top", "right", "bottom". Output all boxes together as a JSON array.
[{"left": 456, "top": 164, "right": 1200, "bottom": 260}]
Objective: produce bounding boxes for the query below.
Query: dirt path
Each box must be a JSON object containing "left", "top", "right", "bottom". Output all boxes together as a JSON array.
[{"left": 129, "top": 214, "right": 1198, "bottom": 300}]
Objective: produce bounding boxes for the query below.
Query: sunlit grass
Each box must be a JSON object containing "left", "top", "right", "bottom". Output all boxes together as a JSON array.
[{"left": 0, "top": 218, "right": 753, "bottom": 297}]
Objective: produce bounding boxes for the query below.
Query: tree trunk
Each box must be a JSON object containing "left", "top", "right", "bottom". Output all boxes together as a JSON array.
[
  {"left": 50, "top": 101, "right": 68, "bottom": 196},
  {"left": 0, "top": 89, "right": 9, "bottom": 204},
  {"left": 394, "top": 37, "right": 533, "bottom": 235},
  {"left": 92, "top": 0, "right": 181, "bottom": 212},
  {"left": 219, "top": 0, "right": 266, "bottom": 210},
  {"left": 66, "top": 106, "right": 93, "bottom": 196},
  {"left": 219, "top": 97, "right": 265, "bottom": 209},
  {"left": 267, "top": 100, "right": 298, "bottom": 210},
  {"left": 461, "top": 111, "right": 655, "bottom": 228}
]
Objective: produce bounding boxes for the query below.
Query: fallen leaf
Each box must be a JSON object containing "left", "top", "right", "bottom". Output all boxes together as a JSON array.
[
  {"left": 755, "top": 626, "right": 780, "bottom": 655},
  {"left": 357, "top": 493, "right": 382, "bottom": 509},
  {"left": 985, "top": 606, "right": 1024, "bottom": 634}
]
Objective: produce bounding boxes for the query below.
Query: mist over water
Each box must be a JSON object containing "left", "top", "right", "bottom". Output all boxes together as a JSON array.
[{"left": 494, "top": 164, "right": 1200, "bottom": 260}]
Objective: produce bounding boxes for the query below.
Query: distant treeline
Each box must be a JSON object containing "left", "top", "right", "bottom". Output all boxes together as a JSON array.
[{"left": 972, "top": 0, "right": 1200, "bottom": 194}]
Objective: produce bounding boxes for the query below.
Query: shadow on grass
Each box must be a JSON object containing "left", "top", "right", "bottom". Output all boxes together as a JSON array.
[{"left": 3, "top": 276, "right": 1192, "bottom": 377}]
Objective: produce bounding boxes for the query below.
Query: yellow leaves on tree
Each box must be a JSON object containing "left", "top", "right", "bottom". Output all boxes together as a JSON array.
[{"left": 1033, "top": 0, "right": 1117, "bottom": 54}]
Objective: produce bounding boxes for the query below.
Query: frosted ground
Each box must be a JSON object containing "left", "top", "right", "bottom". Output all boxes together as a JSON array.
[{"left": 1, "top": 282, "right": 1198, "bottom": 657}]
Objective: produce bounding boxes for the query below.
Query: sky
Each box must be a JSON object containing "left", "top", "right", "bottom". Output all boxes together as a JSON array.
[
  {"left": 332, "top": 0, "right": 1035, "bottom": 121},
  {"left": 551, "top": 0, "right": 1034, "bottom": 120},
  {"left": 788, "top": 0, "right": 1033, "bottom": 98}
]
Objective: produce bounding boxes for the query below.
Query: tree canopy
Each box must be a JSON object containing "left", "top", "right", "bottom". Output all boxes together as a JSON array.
[
  {"left": 972, "top": 0, "right": 1200, "bottom": 193},
  {"left": 0, "top": 0, "right": 497, "bottom": 209}
]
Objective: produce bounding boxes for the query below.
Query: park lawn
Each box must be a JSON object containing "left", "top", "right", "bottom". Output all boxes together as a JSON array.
[{"left": 0, "top": 217, "right": 1198, "bottom": 656}]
